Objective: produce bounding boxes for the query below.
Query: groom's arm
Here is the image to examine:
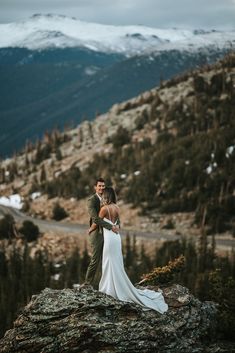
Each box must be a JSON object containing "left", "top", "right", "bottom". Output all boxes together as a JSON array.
[{"left": 87, "top": 197, "right": 112, "bottom": 230}]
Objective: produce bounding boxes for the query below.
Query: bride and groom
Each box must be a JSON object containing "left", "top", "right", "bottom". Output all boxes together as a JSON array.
[{"left": 83, "top": 177, "right": 168, "bottom": 314}]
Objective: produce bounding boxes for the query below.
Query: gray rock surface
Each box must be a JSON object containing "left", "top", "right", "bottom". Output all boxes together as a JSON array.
[{"left": 0, "top": 284, "right": 219, "bottom": 353}]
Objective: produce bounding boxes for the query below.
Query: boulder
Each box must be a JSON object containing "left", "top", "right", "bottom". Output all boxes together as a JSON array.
[{"left": 0, "top": 284, "right": 218, "bottom": 353}]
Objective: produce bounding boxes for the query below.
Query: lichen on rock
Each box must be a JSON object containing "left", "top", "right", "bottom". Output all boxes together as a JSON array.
[{"left": 0, "top": 283, "right": 219, "bottom": 353}]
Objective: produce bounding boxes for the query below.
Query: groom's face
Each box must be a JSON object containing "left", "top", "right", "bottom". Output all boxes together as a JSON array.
[{"left": 95, "top": 181, "right": 105, "bottom": 196}]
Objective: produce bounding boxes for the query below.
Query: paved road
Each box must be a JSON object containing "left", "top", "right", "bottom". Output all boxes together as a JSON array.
[{"left": 0, "top": 205, "right": 234, "bottom": 249}]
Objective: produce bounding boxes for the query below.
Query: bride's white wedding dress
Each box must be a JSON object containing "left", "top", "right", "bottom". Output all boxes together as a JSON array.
[{"left": 99, "top": 217, "right": 168, "bottom": 314}]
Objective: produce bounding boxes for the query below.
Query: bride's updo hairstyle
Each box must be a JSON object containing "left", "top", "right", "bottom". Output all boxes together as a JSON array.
[{"left": 102, "top": 187, "right": 117, "bottom": 205}]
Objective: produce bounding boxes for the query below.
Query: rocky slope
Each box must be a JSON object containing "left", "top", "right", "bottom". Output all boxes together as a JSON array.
[
  {"left": 0, "top": 53, "right": 234, "bottom": 235},
  {"left": 2, "top": 53, "right": 234, "bottom": 190},
  {"left": 0, "top": 47, "right": 227, "bottom": 157},
  {"left": 0, "top": 284, "right": 219, "bottom": 353}
]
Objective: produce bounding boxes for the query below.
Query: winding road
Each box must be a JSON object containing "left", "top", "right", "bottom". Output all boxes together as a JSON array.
[{"left": 0, "top": 205, "right": 234, "bottom": 249}]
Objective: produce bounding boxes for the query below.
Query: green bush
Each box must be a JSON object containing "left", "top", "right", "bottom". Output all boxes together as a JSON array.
[
  {"left": 43, "top": 167, "right": 87, "bottom": 200},
  {"left": 162, "top": 219, "right": 175, "bottom": 229},
  {"left": 140, "top": 255, "right": 185, "bottom": 285},
  {"left": 0, "top": 214, "right": 15, "bottom": 239},
  {"left": 52, "top": 203, "right": 68, "bottom": 221},
  {"left": 112, "top": 126, "right": 130, "bottom": 149},
  {"left": 55, "top": 148, "right": 62, "bottom": 161},
  {"left": 34, "top": 143, "right": 52, "bottom": 164},
  {"left": 208, "top": 269, "right": 235, "bottom": 340},
  {"left": 19, "top": 220, "right": 40, "bottom": 242}
]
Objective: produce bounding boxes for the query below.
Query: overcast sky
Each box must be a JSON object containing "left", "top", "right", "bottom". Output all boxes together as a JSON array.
[{"left": 0, "top": 0, "right": 235, "bottom": 29}]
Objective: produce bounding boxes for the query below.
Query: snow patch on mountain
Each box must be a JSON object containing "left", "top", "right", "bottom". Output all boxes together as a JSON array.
[
  {"left": 0, "top": 194, "right": 23, "bottom": 209},
  {"left": 1, "top": 13, "right": 234, "bottom": 55}
]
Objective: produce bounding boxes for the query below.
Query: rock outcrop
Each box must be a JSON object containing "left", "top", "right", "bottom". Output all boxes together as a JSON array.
[{"left": 0, "top": 284, "right": 219, "bottom": 353}]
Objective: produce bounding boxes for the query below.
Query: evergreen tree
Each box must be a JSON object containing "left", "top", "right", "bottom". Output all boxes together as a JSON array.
[
  {"left": 80, "top": 244, "right": 90, "bottom": 282},
  {"left": 124, "top": 233, "right": 132, "bottom": 268},
  {"left": 40, "top": 164, "right": 46, "bottom": 183},
  {"left": 0, "top": 214, "right": 16, "bottom": 240},
  {"left": 19, "top": 220, "right": 40, "bottom": 242},
  {"left": 55, "top": 147, "right": 62, "bottom": 161},
  {"left": 64, "top": 248, "right": 80, "bottom": 287},
  {"left": 52, "top": 202, "right": 68, "bottom": 221}
]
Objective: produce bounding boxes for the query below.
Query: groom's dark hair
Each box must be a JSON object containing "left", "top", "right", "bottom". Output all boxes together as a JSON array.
[{"left": 95, "top": 177, "right": 105, "bottom": 185}]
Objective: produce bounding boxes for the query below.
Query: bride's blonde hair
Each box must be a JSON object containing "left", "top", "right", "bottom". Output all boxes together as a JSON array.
[{"left": 102, "top": 187, "right": 117, "bottom": 205}]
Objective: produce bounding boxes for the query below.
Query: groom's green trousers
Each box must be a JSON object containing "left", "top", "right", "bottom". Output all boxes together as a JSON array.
[{"left": 85, "top": 230, "right": 104, "bottom": 288}]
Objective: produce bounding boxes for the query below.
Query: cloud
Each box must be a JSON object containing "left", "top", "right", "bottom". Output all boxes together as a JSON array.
[{"left": 0, "top": 0, "right": 234, "bottom": 29}]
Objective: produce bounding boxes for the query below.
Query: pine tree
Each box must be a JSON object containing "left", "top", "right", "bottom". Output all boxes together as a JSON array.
[
  {"left": 64, "top": 248, "right": 80, "bottom": 287},
  {"left": 40, "top": 164, "right": 46, "bottom": 183},
  {"left": 80, "top": 244, "right": 90, "bottom": 282},
  {"left": 0, "top": 214, "right": 15, "bottom": 240},
  {"left": 55, "top": 147, "right": 62, "bottom": 161},
  {"left": 124, "top": 233, "right": 132, "bottom": 269}
]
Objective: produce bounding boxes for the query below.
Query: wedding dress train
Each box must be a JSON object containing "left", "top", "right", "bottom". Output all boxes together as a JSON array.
[{"left": 99, "top": 218, "right": 168, "bottom": 314}]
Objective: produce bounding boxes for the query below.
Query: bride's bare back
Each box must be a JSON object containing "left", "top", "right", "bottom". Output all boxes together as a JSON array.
[
  {"left": 88, "top": 203, "right": 120, "bottom": 234},
  {"left": 101, "top": 204, "right": 119, "bottom": 224}
]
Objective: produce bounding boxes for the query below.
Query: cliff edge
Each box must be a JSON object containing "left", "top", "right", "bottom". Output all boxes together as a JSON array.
[{"left": 0, "top": 284, "right": 220, "bottom": 353}]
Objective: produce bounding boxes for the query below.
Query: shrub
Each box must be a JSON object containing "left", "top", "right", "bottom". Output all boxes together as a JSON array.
[
  {"left": 52, "top": 203, "right": 68, "bottom": 221},
  {"left": 139, "top": 255, "right": 185, "bottom": 285},
  {"left": 162, "top": 219, "right": 175, "bottom": 229},
  {"left": 55, "top": 148, "right": 62, "bottom": 161},
  {"left": 0, "top": 214, "right": 16, "bottom": 239},
  {"left": 112, "top": 126, "right": 130, "bottom": 149},
  {"left": 135, "top": 110, "right": 149, "bottom": 130},
  {"left": 43, "top": 167, "right": 86, "bottom": 199},
  {"left": 208, "top": 269, "right": 235, "bottom": 340},
  {"left": 34, "top": 143, "right": 52, "bottom": 164},
  {"left": 19, "top": 220, "right": 40, "bottom": 242}
]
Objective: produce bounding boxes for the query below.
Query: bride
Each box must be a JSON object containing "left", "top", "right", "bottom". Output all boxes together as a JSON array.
[{"left": 88, "top": 187, "right": 168, "bottom": 314}]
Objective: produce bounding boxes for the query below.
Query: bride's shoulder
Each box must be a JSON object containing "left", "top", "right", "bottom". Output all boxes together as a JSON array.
[
  {"left": 112, "top": 203, "right": 120, "bottom": 214},
  {"left": 99, "top": 205, "right": 108, "bottom": 217}
]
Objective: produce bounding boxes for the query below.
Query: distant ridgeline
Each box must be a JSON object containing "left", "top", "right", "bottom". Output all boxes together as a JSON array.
[
  {"left": 0, "top": 53, "right": 235, "bottom": 234},
  {"left": 0, "top": 45, "right": 228, "bottom": 157}
]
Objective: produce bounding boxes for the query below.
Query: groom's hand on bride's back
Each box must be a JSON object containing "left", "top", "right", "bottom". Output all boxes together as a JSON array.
[{"left": 112, "top": 226, "right": 119, "bottom": 234}]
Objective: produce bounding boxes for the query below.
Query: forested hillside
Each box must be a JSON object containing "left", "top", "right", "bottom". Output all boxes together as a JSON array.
[
  {"left": 0, "top": 46, "right": 228, "bottom": 157},
  {"left": 1, "top": 53, "right": 235, "bottom": 234},
  {"left": 42, "top": 53, "right": 235, "bottom": 233}
]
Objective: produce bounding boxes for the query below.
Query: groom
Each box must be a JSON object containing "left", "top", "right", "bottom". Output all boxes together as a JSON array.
[{"left": 84, "top": 177, "right": 118, "bottom": 288}]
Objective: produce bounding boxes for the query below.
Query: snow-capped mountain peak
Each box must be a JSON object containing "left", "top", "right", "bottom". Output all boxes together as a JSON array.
[{"left": 0, "top": 14, "right": 234, "bottom": 54}]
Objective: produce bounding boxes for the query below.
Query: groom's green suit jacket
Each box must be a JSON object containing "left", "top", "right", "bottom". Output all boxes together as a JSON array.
[{"left": 87, "top": 194, "right": 113, "bottom": 234}]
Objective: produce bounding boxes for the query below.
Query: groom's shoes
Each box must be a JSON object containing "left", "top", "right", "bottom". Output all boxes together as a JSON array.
[{"left": 75, "top": 282, "right": 93, "bottom": 291}]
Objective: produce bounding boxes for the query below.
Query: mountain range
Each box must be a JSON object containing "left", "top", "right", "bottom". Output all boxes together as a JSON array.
[{"left": 0, "top": 14, "right": 234, "bottom": 157}]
